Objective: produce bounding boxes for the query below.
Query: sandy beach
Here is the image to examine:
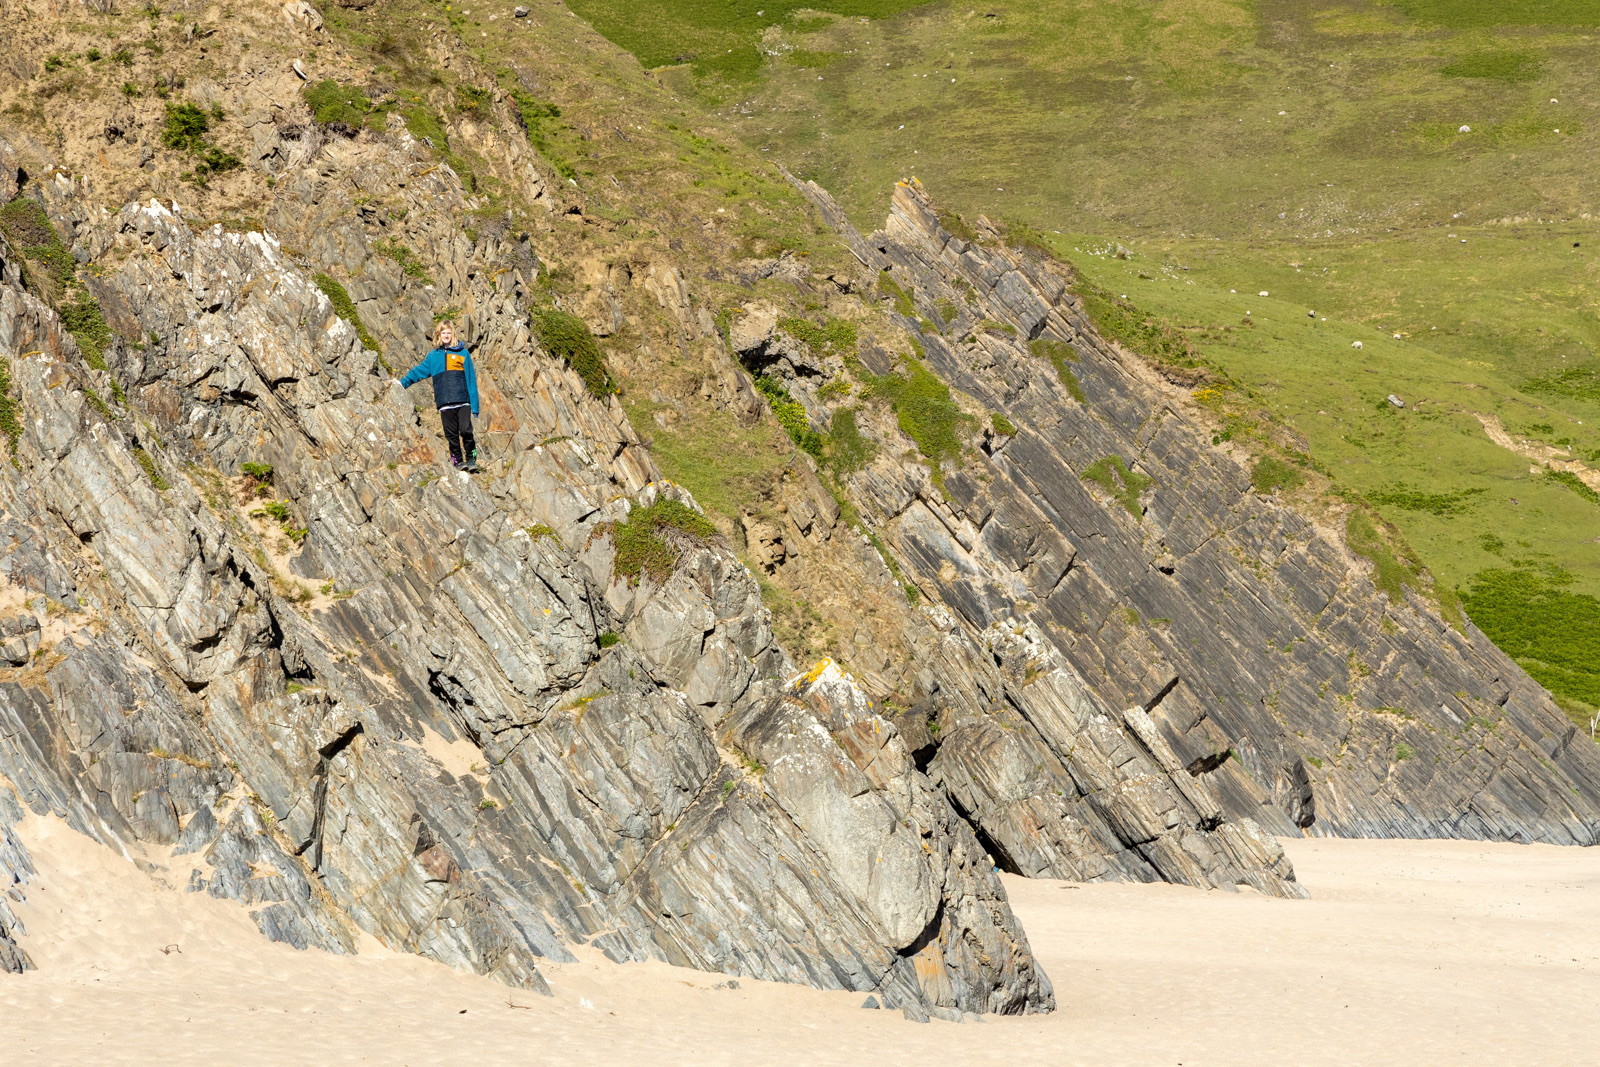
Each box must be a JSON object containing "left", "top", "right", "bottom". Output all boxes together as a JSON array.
[{"left": 2, "top": 815, "right": 1595, "bottom": 1065}]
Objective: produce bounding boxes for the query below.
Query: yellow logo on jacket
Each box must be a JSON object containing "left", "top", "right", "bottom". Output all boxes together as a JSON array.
[{"left": 446, "top": 352, "right": 466, "bottom": 372}]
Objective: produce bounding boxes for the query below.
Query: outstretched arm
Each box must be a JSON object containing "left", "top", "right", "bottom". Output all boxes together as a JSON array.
[{"left": 397, "top": 350, "right": 440, "bottom": 387}]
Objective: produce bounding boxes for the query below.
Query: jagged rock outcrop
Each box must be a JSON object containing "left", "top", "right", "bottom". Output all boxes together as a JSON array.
[
  {"left": 0, "top": 135, "right": 1050, "bottom": 1015},
  {"left": 786, "top": 176, "right": 1600, "bottom": 852}
]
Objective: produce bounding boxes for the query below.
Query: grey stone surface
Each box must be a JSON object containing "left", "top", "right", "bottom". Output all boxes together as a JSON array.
[
  {"left": 0, "top": 138, "right": 1051, "bottom": 1014},
  {"left": 785, "top": 174, "right": 1600, "bottom": 858}
]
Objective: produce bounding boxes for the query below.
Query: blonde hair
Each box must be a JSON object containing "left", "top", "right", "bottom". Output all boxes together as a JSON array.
[{"left": 433, "top": 320, "right": 458, "bottom": 344}]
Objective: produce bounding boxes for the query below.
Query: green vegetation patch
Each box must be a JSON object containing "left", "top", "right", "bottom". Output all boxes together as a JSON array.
[
  {"left": 160, "top": 102, "right": 213, "bottom": 152},
  {"left": 565, "top": 0, "right": 925, "bottom": 78},
  {"left": 990, "top": 411, "right": 1017, "bottom": 437},
  {"left": 788, "top": 50, "right": 841, "bottom": 69},
  {"left": 1030, "top": 337, "right": 1085, "bottom": 403},
  {"left": 509, "top": 91, "right": 577, "bottom": 181},
  {"left": 57, "top": 295, "right": 114, "bottom": 371},
  {"left": 1367, "top": 483, "right": 1487, "bottom": 517},
  {"left": 756, "top": 375, "right": 823, "bottom": 458},
  {"left": 1082, "top": 455, "right": 1153, "bottom": 519},
  {"left": 532, "top": 308, "right": 614, "bottom": 398},
  {"left": 863, "top": 358, "right": 972, "bottom": 479},
  {"left": 132, "top": 446, "right": 170, "bottom": 491},
  {"left": 1345, "top": 510, "right": 1419, "bottom": 603},
  {"left": 0, "top": 359, "right": 21, "bottom": 462},
  {"left": 376, "top": 240, "right": 429, "bottom": 280},
  {"left": 1464, "top": 564, "right": 1600, "bottom": 706},
  {"left": 1396, "top": 1, "right": 1600, "bottom": 28},
  {"left": 878, "top": 270, "right": 915, "bottom": 318},
  {"left": 0, "top": 198, "right": 75, "bottom": 289},
  {"left": 1440, "top": 50, "right": 1545, "bottom": 81},
  {"left": 313, "top": 274, "right": 382, "bottom": 355},
  {"left": 612, "top": 497, "right": 719, "bottom": 585},
  {"left": 826, "top": 405, "right": 875, "bottom": 473},
  {"left": 1251, "top": 456, "right": 1305, "bottom": 495},
  {"left": 1524, "top": 361, "right": 1600, "bottom": 402},
  {"left": 1545, "top": 469, "right": 1600, "bottom": 505},
  {"left": 161, "top": 103, "right": 239, "bottom": 184},
  {"left": 303, "top": 79, "right": 374, "bottom": 129},
  {"left": 1077, "top": 281, "right": 1205, "bottom": 378},
  {"left": 777, "top": 315, "right": 857, "bottom": 355}
]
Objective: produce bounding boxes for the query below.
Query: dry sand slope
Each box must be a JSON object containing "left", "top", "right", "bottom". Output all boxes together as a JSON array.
[{"left": 2, "top": 815, "right": 1597, "bottom": 1066}]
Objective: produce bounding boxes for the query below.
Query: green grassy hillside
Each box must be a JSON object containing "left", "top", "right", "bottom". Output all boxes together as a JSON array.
[{"left": 566, "top": 0, "right": 1600, "bottom": 726}]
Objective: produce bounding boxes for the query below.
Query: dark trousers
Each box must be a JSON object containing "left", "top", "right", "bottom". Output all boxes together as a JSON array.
[{"left": 440, "top": 406, "right": 476, "bottom": 464}]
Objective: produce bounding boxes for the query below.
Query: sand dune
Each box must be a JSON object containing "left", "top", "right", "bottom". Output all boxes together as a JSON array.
[{"left": 2, "top": 815, "right": 1595, "bottom": 1065}]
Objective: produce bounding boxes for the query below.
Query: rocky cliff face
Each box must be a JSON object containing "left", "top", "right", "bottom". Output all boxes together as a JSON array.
[
  {"left": 0, "top": 134, "right": 1053, "bottom": 1015},
  {"left": 0, "top": 0, "right": 1595, "bottom": 1009},
  {"left": 769, "top": 177, "right": 1600, "bottom": 856}
]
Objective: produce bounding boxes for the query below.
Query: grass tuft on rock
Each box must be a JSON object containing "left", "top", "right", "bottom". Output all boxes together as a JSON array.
[
  {"left": 1030, "top": 337, "right": 1085, "bottom": 403},
  {"left": 532, "top": 308, "right": 614, "bottom": 398},
  {"left": 304, "top": 80, "right": 374, "bottom": 129},
  {"left": 1251, "top": 456, "right": 1305, "bottom": 495},
  {"left": 58, "top": 294, "right": 114, "bottom": 371},
  {"left": 611, "top": 497, "right": 719, "bottom": 585},
  {"left": 1082, "top": 455, "right": 1152, "bottom": 518},
  {"left": 755, "top": 375, "right": 823, "bottom": 458},
  {"left": 313, "top": 273, "right": 382, "bottom": 356},
  {"left": 862, "top": 358, "right": 971, "bottom": 481},
  {"left": 0, "top": 359, "right": 21, "bottom": 463}
]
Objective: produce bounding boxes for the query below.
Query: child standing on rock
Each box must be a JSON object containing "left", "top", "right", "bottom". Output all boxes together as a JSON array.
[{"left": 398, "top": 321, "right": 480, "bottom": 471}]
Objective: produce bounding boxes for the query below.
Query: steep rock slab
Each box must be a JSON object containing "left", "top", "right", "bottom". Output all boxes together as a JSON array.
[{"left": 793, "top": 175, "right": 1600, "bottom": 848}]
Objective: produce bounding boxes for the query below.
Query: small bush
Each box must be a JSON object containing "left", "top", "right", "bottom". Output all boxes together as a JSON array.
[
  {"left": 532, "top": 308, "right": 613, "bottom": 398},
  {"left": 1082, "top": 455, "right": 1153, "bottom": 519},
  {"left": 455, "top": 84, "right": 492, "bottom": 114},
  {"left": 1395, "top": 742, "right": 1416, "bottom": 762},
  {"left": 161, "top": 102, "right": 211, "bottom": 152},
  {"left": 611, "top": 497, "right": 718, "bottom": 585},
  {"left": 253, "top": 501, "right": 292, "bottom": 522},
  {"left": 990, "top": 412, "right": 1017, "bottom": 437},
  {"left": 597, "top": 631, "right": 620, "bottom": 648},
  {"left": 241, "top": 461, "right": 273, "bottom": 481}
]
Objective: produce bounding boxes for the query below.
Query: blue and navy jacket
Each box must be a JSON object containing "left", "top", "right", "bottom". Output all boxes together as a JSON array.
[{"left": 400, "top": 342, "right": 479, "bottom": 415}]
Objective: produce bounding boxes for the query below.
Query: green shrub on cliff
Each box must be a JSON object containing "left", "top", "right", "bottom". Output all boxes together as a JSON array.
[{"left": 532, "top": 308, "right": 614, "bottom": 398}]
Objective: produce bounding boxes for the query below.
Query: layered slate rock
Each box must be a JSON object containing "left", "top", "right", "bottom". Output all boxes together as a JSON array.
[
  {"left": 0, "top": 140, "right": 1051, "bottom": 1014},
  {"left": 790, "top": 175, "right": 1600, "bottom": 848}
]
